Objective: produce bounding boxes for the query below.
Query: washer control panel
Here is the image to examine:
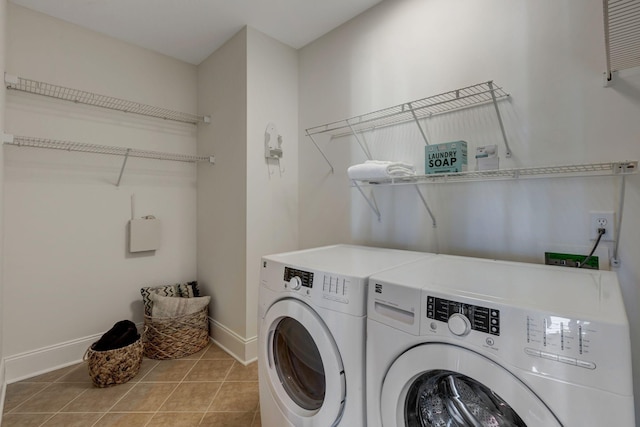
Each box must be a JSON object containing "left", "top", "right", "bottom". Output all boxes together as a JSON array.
[
  {"left": 284, "top": 267, "right": 314, "bottom": 289},
  {"left": 427, "top": 296, "right": 500, "bottom": 336},
  {"left": 523, "top": 314, "right": 599, "bottom": 370}
]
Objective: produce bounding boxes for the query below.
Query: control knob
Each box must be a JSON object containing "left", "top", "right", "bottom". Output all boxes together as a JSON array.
[
  {"left": 288, "top": 276, "right": 302, "bottom": 291},
  {"left": 448, "top": 313, "right": 471, "bottom": 336}
]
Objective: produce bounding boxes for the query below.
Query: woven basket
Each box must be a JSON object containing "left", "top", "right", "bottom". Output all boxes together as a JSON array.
[
  {"left": 143, "top": 306, "right": 209, "bottom": 360},
  {"left": 84, "top": 337, "right": 143, "bottom": 388}
]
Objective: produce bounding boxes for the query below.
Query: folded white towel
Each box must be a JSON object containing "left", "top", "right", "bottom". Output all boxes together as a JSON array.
[{"left": 347, "top": 160, "right": 416, "bottom": 181}]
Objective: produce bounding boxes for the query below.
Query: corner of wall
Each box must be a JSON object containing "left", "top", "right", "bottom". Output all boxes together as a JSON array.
[
  {"left": 0, "top": 358, "right": 6, "bottom": 416},
  {"left": 1, "top": 0, "right": 7, "bottom": 416},
  {"left": 209, "top": 317, "right": 257, "bottom": 365}
]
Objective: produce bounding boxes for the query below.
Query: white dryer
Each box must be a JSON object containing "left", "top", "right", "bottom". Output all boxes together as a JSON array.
[
  {"left": 258, "top": 244, "right": 431, "bottom": 427},
  {"left": 366, "top": 255, "right": 635, "bottom": 427}
]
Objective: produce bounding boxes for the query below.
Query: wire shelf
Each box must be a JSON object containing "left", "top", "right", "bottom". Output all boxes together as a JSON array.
[
  {"left": 350, "top": 161, "right": 638, "bottom": 186},
  {"left": 6, "top": 136, "right": 213, "bottom": 164},
  {"left": 603, "top": 0, "right": 640, "bottom": 76},
  {"left": 306, "top": 81, "right": 509, "bottom": 137},
  {"left": 5, "top": 74, "right": 208, "bottom": 125}
]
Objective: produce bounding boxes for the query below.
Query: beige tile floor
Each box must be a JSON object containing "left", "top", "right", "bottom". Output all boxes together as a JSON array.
[{"left": 2, "top": 343, "right": 262, "bottom": 427}]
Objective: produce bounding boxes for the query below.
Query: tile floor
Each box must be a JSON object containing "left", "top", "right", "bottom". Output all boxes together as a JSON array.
[{"left": 2, "top": 342, "right": 262, "bottom": 427}]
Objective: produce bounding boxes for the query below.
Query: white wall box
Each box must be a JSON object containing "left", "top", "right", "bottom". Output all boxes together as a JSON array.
[{"left": 129, "top": 218, "right": 161, "bottom": 253}]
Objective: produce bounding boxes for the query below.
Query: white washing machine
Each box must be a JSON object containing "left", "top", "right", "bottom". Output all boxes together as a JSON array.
[
  {"left": 366, "top": 255, "right": 635, "bottom": 427},
  {"left": 258, "top": 244, "right": 431, "bottom": 427}
]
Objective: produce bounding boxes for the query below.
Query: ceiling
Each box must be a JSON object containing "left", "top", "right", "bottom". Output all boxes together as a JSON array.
[{"left": 9, "top": 0, "right": 383, "bottom": 65}]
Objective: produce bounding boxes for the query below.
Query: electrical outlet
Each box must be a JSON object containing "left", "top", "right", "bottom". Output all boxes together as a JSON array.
[{"left": 590, "top": 211, "right": 615, "bottom": 241}]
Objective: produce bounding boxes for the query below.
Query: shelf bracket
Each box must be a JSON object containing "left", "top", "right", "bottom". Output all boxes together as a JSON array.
[
  {"left": 612, "top": 173, "right": 627, "bottom": 267},
  {"left": 352, "top": 180, "right": 381, "bottom": 222},
  {"left": 347, "top": 120, "right": 373, "bottom": 160},
  {"left": 116, "top": 149, "right": 131, "bottom": 187},
  {"left": 407, "top": 102, "right": 430, "bottom": 145},
  {"left": 306, "top": 132, "right": 334, "bottom": 173},
  {"left": 4, "top": 73, "right": 18, "bottom": 87},
  {"left": 2, "top": 133, "right": 14, "bottom": 144},
  {"left": 413, "top": 184, "right": 436, "bottom": 228},
  {"left": 488, "top": 81, "right": 512, "bottom": 158}
]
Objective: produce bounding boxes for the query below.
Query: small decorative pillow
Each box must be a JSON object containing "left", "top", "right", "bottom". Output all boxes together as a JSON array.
[
  {"left": 177, "top": 281, "right": 200, "bottom": 298},
  {"left": 141, "top": 282, "right": 200, "bottom": 316},
  {"left": 151, "top": 293, "right": 211, "bottom": 318}
]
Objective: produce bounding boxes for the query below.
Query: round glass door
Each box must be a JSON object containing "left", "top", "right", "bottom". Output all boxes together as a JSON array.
[
  {"left": 405, "top": 369, "right": 526, "bottom": 426},
  {"left": 272, "top": 317, "right": 326, "bottom": 410},
  {"left": 380, "top": 344, "right": 561, "bottom": 427},
  {"left": 261, "top": 299, "right": 345, "bottom": 425}
]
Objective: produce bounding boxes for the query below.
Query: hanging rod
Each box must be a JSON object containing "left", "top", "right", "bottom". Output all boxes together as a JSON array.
[
  {"left": 306, "top": 81, "right": 509, "bottom": 138},
  {"left": 5, "top": 73, "right": 211, "bottom": 125},
  {"left": 4, "top": 135, "right": 214, "bottom": 187},
  {"left": 603, "top": 0, "right": 640, "bottom": 84}
]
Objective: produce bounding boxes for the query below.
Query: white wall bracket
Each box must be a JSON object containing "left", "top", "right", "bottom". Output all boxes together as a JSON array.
[
  {"left": 488, "top": 81, "right": 511, "bottom": 158},
  {"left": 413, "top": 184, "right": 437, "bottom": 228},
  {"left": 352, "top": 180, "right": 381, "bottom": 222},
  {"left": 306, "top": 132, "right": 334, "bottom": 173},
  {"left": 116, "top": 149, "right": 131, "bottom": 187},
  {"left": 351, "top": 180, "right": 437, "bottom": 227},
  {"left": 347, "top": 119, "right": 373, "bottom": 160},
  {"left": 408, "top": 103, "right": 430, "bottom": 146}
]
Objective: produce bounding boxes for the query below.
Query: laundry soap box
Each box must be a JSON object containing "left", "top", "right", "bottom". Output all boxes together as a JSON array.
[{"left": 425, "top": 141, "right": 467, "bottom": 174}]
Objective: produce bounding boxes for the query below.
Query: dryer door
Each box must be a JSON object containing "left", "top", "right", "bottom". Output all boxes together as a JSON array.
[
  {"left": 262, "top": 299, "right": 346, "bottom": 426},
  {"left": 381, "top": 344, "right": 561, "bottom": 427}
]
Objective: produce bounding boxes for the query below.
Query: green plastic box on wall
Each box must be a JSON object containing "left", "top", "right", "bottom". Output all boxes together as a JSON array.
[{"left": 425, "top": 141, "right": 468, "bottom": 174}]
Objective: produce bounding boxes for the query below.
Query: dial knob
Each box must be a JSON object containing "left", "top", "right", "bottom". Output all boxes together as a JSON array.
[
  {"left": 289, "top": 276, "right": 302, "bottom": 290},
  {"left": 448, "top": 313, "right": 471, "bottom": 336}
]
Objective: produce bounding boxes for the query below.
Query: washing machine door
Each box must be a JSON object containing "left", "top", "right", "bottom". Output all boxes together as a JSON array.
[
  {"left": 380, "top": 344, "right": 561, "bottom": 427},
  {"left": 262, "top": 298, "right": 346, "bottom": 426}
]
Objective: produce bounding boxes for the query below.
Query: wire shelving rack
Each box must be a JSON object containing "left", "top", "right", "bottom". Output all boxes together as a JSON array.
[
  {"left": 4, "top": 135, "right": 214, "bottom": 186},
  {"left": 305, "top": 81, "right": 511, "bottom": 172},
  {"left": 5, "top": 74, "right": 210, "bottom": 125}
]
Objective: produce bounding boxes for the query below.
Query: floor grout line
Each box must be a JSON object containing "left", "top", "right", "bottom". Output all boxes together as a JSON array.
[
  {"left": 90, "top": 358, "right": 160, "bottom": 427},
  {"left": 3, "top": 343, "right": 261, "bottom": 427},
  {"left": 144, "top": 343, "right": 209, "bottom": 427},
  {"left": 198, "top": 357, "right": 238, "bottom": 426}
]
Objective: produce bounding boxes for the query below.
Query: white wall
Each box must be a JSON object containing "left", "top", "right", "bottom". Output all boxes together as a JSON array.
[
  {"left": 246, "top": 27, "right": 299, "bottom": 344},
  {"left": 3, "top": 4, "right": 199, "bottom": 381},
  {"left": 299, "top": 0, "right": 640, "bottom": 419},
  {"left": 197, "top": 28, "right": 249, "bottom": 359},
  {"left": 0, "top": 0, "right": 7, "bottom": 411},
  {"left": 197, "top": 27, "right": 299, "bottom": 363}
]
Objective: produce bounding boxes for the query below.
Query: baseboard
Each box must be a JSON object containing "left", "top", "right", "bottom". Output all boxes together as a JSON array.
[
  {"left": 3, "top": 320, "right": 256, "bottom": 384},
  {"left": 209, "top": 317, "right": 257, "bottom": 365},
  {"left": 0, "top": 358, "right": 7, "bottom": 416},
  {"left": 4, "top": 322, "right": 144, "bottom": 384}
]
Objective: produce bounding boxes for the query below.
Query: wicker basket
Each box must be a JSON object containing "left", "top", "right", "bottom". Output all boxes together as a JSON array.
[
  {"left": 84, "top": 337, "right": 143, "bottom": 388},
  {"left": 143, "top": 306, "right": 209, "bottom": 359}
]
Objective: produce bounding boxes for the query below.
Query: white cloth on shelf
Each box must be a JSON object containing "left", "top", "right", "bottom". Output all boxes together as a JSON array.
[{"left": 347, "top": 160, "right": 416, "bottom": 181}]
